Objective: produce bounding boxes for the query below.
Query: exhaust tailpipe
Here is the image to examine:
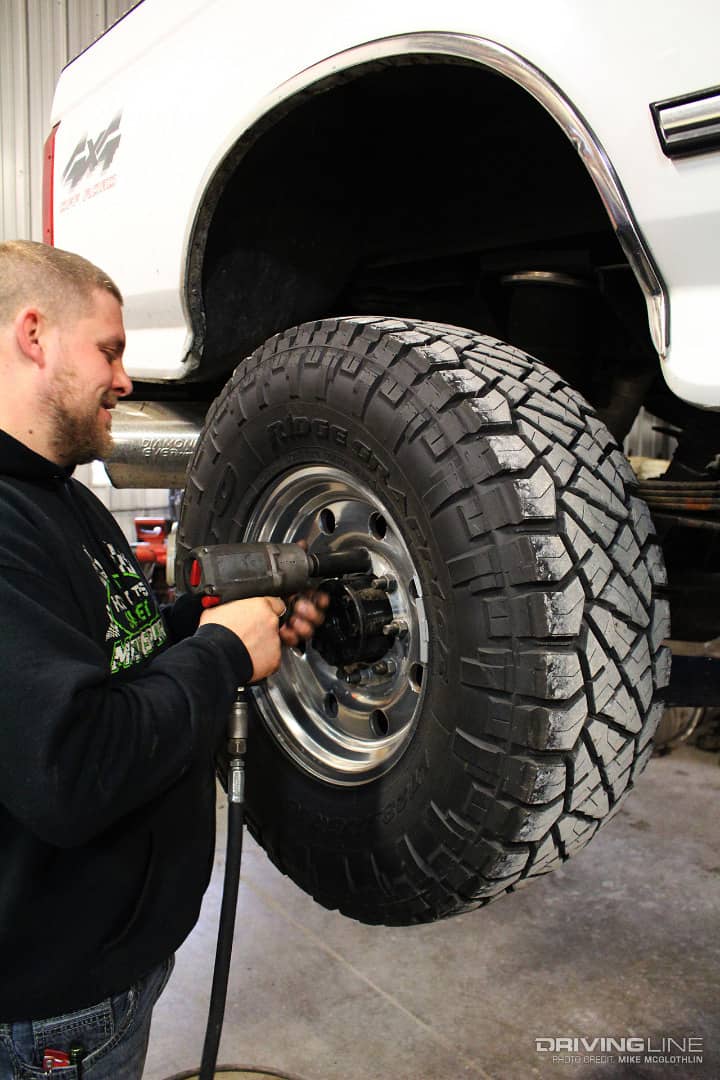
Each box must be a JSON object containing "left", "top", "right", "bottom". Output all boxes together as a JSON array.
[{"left": 104, "top": 401, "right": 206, "bottom": 488}]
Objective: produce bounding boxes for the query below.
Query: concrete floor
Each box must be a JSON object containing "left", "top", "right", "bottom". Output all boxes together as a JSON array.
[{"left": 145, "top": 745, "right": 720, "bottom": 1080}]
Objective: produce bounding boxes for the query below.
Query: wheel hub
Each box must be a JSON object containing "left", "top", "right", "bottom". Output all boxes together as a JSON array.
[
  {"left": 312, "top": 577, "right": 395, "bottom": 668},
  {"left": 244, "top": 465, "right": 429, "bottom": 786}
]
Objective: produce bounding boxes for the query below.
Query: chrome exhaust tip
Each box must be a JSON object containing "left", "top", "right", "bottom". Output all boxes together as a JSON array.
[{"left": 104, "top": 401, "right": 206, "bottom": 488}]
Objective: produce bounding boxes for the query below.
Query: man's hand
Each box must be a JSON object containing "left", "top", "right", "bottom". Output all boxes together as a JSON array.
[
  {"left": 198, "top": 590, "right": 328, "bottom": 682},
  {"left": 279, "top": 590, "right": 329, "bottom": 648},
  {"left": 200, "top": 596, "right": 286, "bottom": 682}
]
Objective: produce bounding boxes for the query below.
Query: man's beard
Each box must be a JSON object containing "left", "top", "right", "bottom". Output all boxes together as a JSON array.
[{"left": 43, "top": 367, "right": 115, "bottom": 466}]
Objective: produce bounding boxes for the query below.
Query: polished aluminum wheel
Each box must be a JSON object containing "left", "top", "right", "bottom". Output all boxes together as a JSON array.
[{"left": 245, "top": 466, "right": 429, "bottom": 785}]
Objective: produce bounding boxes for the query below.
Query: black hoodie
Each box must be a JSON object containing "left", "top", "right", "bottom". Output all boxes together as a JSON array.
[{"left": 0, "top": 429, "right": 252, "bottom": 1020}]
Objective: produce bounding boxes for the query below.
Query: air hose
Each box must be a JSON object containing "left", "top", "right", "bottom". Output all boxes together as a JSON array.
[{"left": 198, "top": 688, "right": 250, "bottom": 1080}]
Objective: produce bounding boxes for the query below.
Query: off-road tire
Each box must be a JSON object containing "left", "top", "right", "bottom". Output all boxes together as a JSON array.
[{"left": 179, "top": 316, "right": 671, "bottom": 925}]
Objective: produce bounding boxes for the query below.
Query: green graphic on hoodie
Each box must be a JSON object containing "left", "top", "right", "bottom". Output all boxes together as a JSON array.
[{"left": 84, "top": 542, "right": 168, "bottom": 673}]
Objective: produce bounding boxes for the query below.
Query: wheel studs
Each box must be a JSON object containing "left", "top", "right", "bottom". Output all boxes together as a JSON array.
[
  {"left": 335, "top": 659, "right": 397, "bottom": 685},
  {"left": 371, "top": 575, "right": 397, "bottom": 593},
  {"left": 382, "top": 618, "right": 408, "bottom": 638},
  {"left": 336, "top": 667, "right": 362, "bottom": 684}
]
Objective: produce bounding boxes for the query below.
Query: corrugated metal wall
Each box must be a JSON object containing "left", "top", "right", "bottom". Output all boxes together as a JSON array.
[
  {"left": 0, "top": 0, "right": 170, "bottom": 541},
  {"left": 0, "top": 0, "right": 134, "bottom": 243}
]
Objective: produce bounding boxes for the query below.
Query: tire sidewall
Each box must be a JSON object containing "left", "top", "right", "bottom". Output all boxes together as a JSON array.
[{"left": 186, "top": 383, "right": 464, "bottom": 850}]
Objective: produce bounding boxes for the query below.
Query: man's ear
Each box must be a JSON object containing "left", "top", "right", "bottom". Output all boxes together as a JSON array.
[{"left": 14, "top": 307, "right": 48, "bottom": 367}]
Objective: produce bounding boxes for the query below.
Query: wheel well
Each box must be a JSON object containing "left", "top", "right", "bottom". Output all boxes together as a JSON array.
[{"left": 188, "top": 56, "right": 656, "bottom": 430}]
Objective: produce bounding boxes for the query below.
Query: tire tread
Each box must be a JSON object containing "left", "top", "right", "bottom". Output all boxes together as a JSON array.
[{"left": 179, "top": 315, "right": 669, "bottom": 925}]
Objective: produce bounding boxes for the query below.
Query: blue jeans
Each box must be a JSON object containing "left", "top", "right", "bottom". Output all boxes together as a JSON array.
[{"left": 0, "top": 956, "right": 173, "bottom": 1080}]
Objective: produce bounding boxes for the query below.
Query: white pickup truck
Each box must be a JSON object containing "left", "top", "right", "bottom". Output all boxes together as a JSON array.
[{"left": 45, "top": 0, "right": 720, "bottom": 925}]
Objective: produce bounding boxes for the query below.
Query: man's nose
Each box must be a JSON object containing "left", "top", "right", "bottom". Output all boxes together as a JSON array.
[{"left": 113, "top": 360, "right": 133, "bottom": 398}]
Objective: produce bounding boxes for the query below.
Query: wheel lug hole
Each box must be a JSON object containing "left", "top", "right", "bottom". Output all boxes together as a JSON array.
[
  {"left": 370, "top": 709, "right": 390, "bottom": 737},
  {"left": 323, "top": 692, "right": 339, "bottom": 718},
  {"left": 410, "top": 662, "right": 424, "bottom": 691},
  {"left": 369, "top": 512, "right": 387, "bottom": 540},
  {"left": 319, "top": 508, "right": 336, "bottom": 534}
]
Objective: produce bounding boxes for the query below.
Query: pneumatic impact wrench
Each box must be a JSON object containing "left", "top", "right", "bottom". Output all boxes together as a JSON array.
[
  {"left": 182, "top": 541, "right": 371, "bottom": 1080},
  {"left": 184, "top": 541, "right": 372, "bottom": 608}
]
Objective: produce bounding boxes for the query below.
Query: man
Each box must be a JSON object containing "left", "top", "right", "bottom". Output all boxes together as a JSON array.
[{"left": 0, "top": 240, "right": 324, "bottom": 1078}]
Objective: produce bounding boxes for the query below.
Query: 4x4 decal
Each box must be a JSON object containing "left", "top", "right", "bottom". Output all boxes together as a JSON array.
[{"left": 62, "top": 113, "right": 122, "bottom": 188}]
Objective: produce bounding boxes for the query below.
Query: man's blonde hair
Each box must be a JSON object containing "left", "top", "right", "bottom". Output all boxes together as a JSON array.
[{"left": 0, "top": 240, "right": 123, "bottom": 327}]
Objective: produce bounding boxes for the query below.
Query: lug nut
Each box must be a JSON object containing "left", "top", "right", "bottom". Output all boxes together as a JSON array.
[
  {"left": 372, "top": 659, "right": 397, "bottom": 677},
  {"left": 371, "top": 576, "right": 397, "bottom": 593},
  {"left": 382, "top": 618, "right": 408, "bottom": 638}
]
